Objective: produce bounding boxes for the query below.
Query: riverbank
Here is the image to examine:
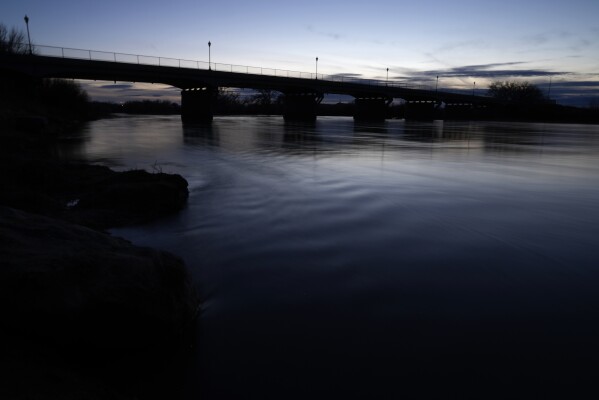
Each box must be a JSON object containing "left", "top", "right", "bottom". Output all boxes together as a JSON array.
[{"left": 0, "top": 128, "right": 198, "bottom": 399}]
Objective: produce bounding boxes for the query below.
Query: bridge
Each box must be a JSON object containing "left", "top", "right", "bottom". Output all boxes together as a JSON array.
[{"left": 0, "top": 45, "right": 497, "bottom": 122}]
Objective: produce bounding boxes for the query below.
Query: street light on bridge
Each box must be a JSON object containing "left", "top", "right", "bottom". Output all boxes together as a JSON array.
[
  {"left": 386, "top": 68, "right": 389, "bottom": 86},
  {"left": 24, "top": 15, "right": 32, "bottom": 55},
  {"left": 472, "top": 81, "right": 476, "bottom": 97},
  {"left": 208, "top": 41, "right": 211, "bottom": 70},
  {"left": 435, "top": 75, "right": 439, "bottom": 94},
  {"left": 315, "top": 57, "right": 318, "bottom": 80}
]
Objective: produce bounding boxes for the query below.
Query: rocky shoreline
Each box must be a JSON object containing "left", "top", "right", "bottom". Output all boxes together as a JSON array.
[{"left": 0, "top": 132, "right": 198, "bottom": 399}]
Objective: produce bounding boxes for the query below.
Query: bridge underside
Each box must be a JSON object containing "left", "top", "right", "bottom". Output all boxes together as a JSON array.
[
  {"left": 443, "top": 102, "right": 489, "bottom": 119},
  {"left": 404, "top": 100, "right": 439, "bottom": 120},
  {"left": 283, "top": 92, "right": 323, "bottom": 122},
  {"left": 179, "top": 87, "right": 492, "bottom": 123}
]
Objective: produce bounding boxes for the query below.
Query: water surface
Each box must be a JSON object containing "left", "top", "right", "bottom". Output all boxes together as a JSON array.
[{"left": 61, "top": 116, "right": 599, "bottom": 398}]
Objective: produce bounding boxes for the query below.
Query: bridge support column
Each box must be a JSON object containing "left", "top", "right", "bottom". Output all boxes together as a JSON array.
[
  {"left": 283, "top": 92, "right": 323, "bottom": 122},
  {"left": 181, "top": 87, "right": 216, "bottom": 123},
  {"left": 354, "top": 96, "right": 392, "bottom": 122},
  {"left": 405, "top": 100, "right": 438, "bottom": 120}
]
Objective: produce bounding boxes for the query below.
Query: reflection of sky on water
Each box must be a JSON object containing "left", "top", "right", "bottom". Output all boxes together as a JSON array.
[{"left": 63, "top": 115, "right": 599, "bottom": 398}]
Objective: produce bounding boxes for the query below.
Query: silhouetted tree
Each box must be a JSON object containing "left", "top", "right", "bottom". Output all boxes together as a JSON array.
[
  {"left": 216, "top": 88, "right": 244, "bottom": 114},
  {"left": 40, "top": 79, "right": 88, "bottom": 104},
  {"left": 122, "top": 100, "right": 180, "bottom": 114},
  {"left": 30, "top": 79, "right": 90, "bottom": 121},
  {"left": 0, "top": 23, "right": 30, "bottom": 54},
  {"left": 251, "top": 89, "right": 274, "bottom": 107},
  {"left": 488, "top": 81, "right": 545, "bottom": 103},
  {"left": 246, "top": 89, "right": 285, "bottom": 114}
]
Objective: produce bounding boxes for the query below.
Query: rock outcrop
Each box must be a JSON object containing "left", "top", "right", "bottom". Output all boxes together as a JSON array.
[
  {"left": 0, "top": 133, "right": 197, "bottom": 398},
  {"left": 0, "top": 206, "right": 196, "bottom": 349},
  {"left": 0, "top": 206, "right": 197, "bottom": 398},
  {"left": 0, "top": 155, "right": 189, "bottom": 229}
]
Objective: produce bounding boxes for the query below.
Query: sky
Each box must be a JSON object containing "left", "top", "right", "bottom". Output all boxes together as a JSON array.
[{"left": 2, "top": 0, "right": 599, "bottom": 106}]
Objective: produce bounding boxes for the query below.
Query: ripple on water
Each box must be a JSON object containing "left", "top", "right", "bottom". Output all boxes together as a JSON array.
[{"left": 87, "top": 116, "right": 599, "bottom": 398}]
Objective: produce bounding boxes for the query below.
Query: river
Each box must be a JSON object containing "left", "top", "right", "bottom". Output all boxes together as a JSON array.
[{"left": 59, "top": 115, "right": 599, "bottom": 398}]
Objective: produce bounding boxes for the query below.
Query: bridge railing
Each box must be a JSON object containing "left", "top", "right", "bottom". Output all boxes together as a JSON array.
[{"left": 30, "top": 43, "right": 489, "bottom": 95}]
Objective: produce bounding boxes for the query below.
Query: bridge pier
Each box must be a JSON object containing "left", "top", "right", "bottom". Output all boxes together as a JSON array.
[
  {"left": 283, "top": 92, "right": 323, "bottom": 122},
  {"left": 405, "top": 100, "right": 438, "bottom": 120},
  {"left": 181, "top": 87, "right": 216, "bottom": 123},
  {"left": 354, "top": 96, "right": 392, "bottom": 122}
]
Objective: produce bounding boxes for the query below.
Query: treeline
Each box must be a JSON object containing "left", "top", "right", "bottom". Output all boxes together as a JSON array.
[
  {"left": 121, "top": 100, "right": 180, "bottom": 115},
  {"left": 0, "top": 23, "right": 28, "bottom": 54},
  {"left": 216, "top": 83, "right": 599, "bottom": 122},
  {"left": 110, "top": 90, "right": 599, "bottom": 124},
  {"left": 88, "top": 100, "right": 181, "bottom": 116},
  {"left": 1, "top": 23, "right": 93, "bottom": 132},
  {"left": 479, "top": 81, "right": 599, "bottom": 123},
  {"left": 0, "top": 72, "right": 93, "bottom": 131},
  {"left": 216, "top": 89, "right": 365, "bottom": 116}
]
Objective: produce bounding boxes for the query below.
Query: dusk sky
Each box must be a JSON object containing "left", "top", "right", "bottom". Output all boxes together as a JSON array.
[{"left": 2, "top": 0, "right": 598, "bottom": 105}]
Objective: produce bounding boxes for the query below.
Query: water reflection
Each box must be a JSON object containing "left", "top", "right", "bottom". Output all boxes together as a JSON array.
[
  {"left": 183, "top": 122, "right": 220, "bottom": 147},
  {"left": 283, "top": 128, "right": 322, "bottom": 146},
  {"left": 353, "top": 120, "right": 388, "bottom": 135},
  {"left": 68, "top": 116, "right": 599, "bottom": 399}
]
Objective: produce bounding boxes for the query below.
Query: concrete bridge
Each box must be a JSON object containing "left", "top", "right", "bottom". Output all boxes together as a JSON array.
[{"left": 0, "top": 45, "right": 497, "bottom": 122}]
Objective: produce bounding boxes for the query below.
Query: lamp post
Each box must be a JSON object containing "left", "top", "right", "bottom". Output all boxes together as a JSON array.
[
  {"left": 208, "top": 41, "right": 211, "bottom": 70},
  {"left": 435, "top": 75, "right": 439, "bottom": 94},
  {"left": 24, "top": 15, "right": 32, "bottom": 55},
  {"left": 386, "top": 68, "right": 389, "bottom": 86},
  {"left": 472, "top": 81, "right": 476, "bottom": 97},
  {"left": 315, "top": 57, "right": 318, "bottom": 80},
  {"left": 548, "top": 76, "right": 552, "bottom": 98}
]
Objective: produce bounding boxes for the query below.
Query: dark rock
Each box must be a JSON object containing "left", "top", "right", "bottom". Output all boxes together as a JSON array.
[
  {"left": 0, "top": 206, "right": 198, "bottom": 398},
  {"left": 0, "top": 154, "right": 189, "bottom": 229},
  {"left": 0, "top": 206, "right": 196, "bottom": 350},
  {"left": 15, "top": 115, "right": 48, "bottom": 134},
  {"left": 0, "top": 145, "right": 195, "bottom": 398},
  {"left": 73, "top": 169, "right": 189, "bottom": 228}
]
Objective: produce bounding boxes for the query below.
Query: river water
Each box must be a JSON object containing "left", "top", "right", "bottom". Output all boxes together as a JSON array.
[{"left": 60, "top": 115, "right": 599, "bottom": 398}]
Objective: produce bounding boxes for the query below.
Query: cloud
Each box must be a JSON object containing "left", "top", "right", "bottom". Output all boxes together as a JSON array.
[
  {"left": 550, "top": 81, "right": 599, "bottom": 89},
  {"left": 381, "top": 62, "right": 587, "bottom": 101},
  {"left": 99, "top": 84, "right": 134, "bottom": 89},
  {"left": 306, "top": 25, "right": 348, "bottom": 41},
  {"left": 520, "top": 30, "right": 594, "bottom": 53},
  {"left": 434, "top": 40, "right": 485, "bottom": 54},
  {"left": 410, "top": 62, "right": 569, "bottom": 79},
  {"left": 328, "top": 73, "right": 364, "bottom": 79},
  {"left": 523, "top": 33, "right": 550, "bottom": 46},
  {"left": 541, "top": 81, "right": 599, "bottom": 106},
  {"left": 79, "top": 80, "right": 180, "bottom": 103}
]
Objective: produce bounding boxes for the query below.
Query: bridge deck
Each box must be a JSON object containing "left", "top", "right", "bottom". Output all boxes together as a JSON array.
[{"left": 1, "top": 51, "right": 496, "bottom": 105}]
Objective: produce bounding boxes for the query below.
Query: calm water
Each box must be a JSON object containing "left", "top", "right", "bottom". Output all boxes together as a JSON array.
[{"left": 61, "top": 116, "right": 599, "bottom": 398}]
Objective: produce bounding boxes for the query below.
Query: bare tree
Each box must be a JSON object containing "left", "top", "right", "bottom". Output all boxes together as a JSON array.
[
  {"left": 216, "top": 88, "right": 244, "bottom": 114},
  {"left": 488, "top": 81, "right": 546, "bottom": 103},
  {"left": 251, "top": 89, "right": 274, "bottom": 107},
  {"left": 0, "top": 23, "right": 30, "bottom": 54}
]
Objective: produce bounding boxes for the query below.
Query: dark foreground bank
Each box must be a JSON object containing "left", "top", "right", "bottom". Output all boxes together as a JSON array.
[{"left": 0, "top": 133, "right": 197, "bottom": 399}]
